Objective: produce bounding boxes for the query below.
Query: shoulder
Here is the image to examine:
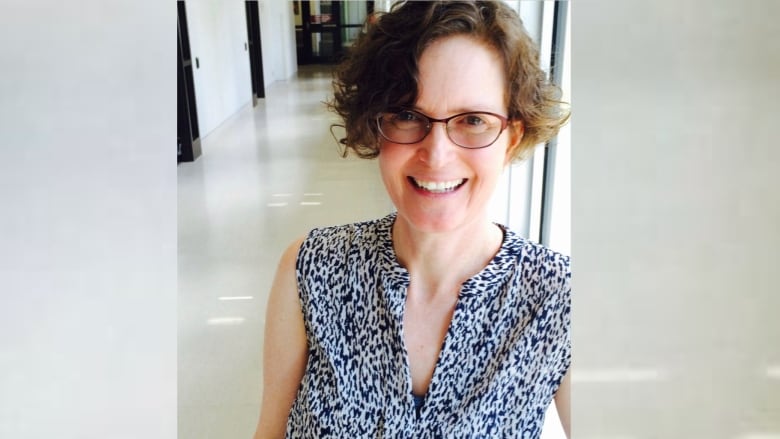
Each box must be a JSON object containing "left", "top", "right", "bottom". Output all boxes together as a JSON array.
[
  {"left": 503, "top": 227, "right": 569, "bottom": 267},
  {"left": 294, "top": 215, "right": 393, "bottom": 309},
  {"left": 501, "top": 227, "right": 570, "bottom": 292},
  {"left": 278, "top": 235, "right": 306, "bottom": 272},
  {"left": 298, "top": 215, "right": 392, "bottom": 262}
]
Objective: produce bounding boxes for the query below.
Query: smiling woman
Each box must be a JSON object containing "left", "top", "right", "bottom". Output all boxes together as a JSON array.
[
  {"left": 377, "top": 34, "right": 516, "bottom": 235},
  {"left": 253, "top": 2, "right": 570, "bottom": 438}
]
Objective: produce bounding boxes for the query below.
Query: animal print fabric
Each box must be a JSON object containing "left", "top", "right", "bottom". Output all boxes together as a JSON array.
[{"left": 286, "top": 213, "right": 570, "bottom": 438}]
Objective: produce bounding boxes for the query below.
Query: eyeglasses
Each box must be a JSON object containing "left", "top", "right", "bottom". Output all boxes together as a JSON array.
[{"left": 376, "top": 108, "right": 509, "bottom": 149}]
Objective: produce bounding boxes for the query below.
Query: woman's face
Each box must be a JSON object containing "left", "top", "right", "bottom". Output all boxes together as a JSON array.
[{"left": 378, "top": 35, "right": 521, "bottom": 234}]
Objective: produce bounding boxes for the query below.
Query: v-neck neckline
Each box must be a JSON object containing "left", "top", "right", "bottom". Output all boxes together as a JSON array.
[{"left": 376, "top": 212, "right": 515, "bottom": 418}]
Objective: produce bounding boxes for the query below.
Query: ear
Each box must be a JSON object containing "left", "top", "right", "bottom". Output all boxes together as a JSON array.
[{"left": 504, "top": 120, "right": 525, "bottom": 164}]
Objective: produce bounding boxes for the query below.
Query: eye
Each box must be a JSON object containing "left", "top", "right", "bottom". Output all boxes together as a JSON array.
[
  {"left": 463, "top": 114, "right": 487, "bottom": 126},
  {"left": 388, "top": 110, "right": 427, "bottom": 131},
  {"left": 453, "top": 113, "right": 494, "bottom": 134},
  {"left": 395, "top": 110, "right": 423, "bottom": 123}
]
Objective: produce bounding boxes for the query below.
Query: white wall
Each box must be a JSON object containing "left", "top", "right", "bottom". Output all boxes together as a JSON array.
[
  {"left": 258, "top": 0, "right": 297, "bottom": 87},
  {"left": 1, "top": 1, "right": 177, "bottom": 437},
  {"left": 185, "top": 0, "right": 252, "bottom": 138}
]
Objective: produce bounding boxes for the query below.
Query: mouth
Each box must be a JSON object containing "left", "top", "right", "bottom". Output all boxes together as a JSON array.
[{"left": 408, "top": 177, "right": 467, "bottom": 194}]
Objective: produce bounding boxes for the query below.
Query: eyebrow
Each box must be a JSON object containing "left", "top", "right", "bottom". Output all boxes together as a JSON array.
[{"left": 409, "top": 106, "right": 506, "bottom": 116}]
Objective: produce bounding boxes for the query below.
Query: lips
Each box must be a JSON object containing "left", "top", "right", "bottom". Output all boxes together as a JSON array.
[{"left": 408, "top": 177, "right": 467, "bottom": 193}]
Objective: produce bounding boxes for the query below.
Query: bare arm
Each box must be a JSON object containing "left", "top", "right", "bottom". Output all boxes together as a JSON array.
[
  {"left": 554, "top": 368, "right": 571, "bottom": 439},
  {"left": 253, "top": 238, "right": 308, "bottom": 439}
]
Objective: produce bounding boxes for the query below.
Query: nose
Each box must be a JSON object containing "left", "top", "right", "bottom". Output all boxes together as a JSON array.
[{"left": 417, "top": 121, "right": 456, "bottom": 168}]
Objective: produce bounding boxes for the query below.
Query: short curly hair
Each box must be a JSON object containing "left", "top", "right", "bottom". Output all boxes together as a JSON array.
[{"left": 328, "top": 0, "right": 569, "bottom": 162}]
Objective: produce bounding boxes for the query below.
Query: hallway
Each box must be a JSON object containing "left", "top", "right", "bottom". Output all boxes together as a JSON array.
[{"left": 177, "top": 65, "right": 391, "bottom": 437}]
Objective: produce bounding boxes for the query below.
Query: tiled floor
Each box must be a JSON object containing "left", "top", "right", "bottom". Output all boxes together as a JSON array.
[
  {"left": 177, "top": 65, "right": 393, "bottom": 438},
  {"left": 177, "top": 65, "right": 565, "bottom": 438}
]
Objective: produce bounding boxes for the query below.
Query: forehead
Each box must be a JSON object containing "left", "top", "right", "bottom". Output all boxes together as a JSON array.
[{"left": 415, "top": 35, "right": 507, "bottom": 115}]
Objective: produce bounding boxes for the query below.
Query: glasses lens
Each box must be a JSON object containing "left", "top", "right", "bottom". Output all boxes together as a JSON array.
[
  {"left": 447, "top": 113, "right": 504, "bottom": 148},
  {"left": 378, "top": 110, "right": 428, "bottom": 144}
]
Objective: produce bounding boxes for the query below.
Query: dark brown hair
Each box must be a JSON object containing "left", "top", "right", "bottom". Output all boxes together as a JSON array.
[{"left": 328, "top": 0, "right": 569, "bottom": 161}]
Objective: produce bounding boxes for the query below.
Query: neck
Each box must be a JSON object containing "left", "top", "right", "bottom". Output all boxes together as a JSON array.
[{"left": 391, "top": 213, "right": 503, "bottom": 297}]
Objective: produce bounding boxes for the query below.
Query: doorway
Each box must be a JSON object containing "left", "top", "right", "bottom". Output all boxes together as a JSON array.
[
  {"left": 245, "top": 1, "right": 265, "bottom": 106},
  {"left": 294, "top": 1, "right": 373, "bottom": 65}
]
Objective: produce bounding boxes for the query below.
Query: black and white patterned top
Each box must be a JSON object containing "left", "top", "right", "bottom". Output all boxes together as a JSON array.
[{"left": 287, "top": 213, "right": 570, "bottom": 438}]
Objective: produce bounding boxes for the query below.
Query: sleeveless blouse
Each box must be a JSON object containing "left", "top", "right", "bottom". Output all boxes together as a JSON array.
[{"left": 287, "top": 213, "right": 571, "bottom": 438}]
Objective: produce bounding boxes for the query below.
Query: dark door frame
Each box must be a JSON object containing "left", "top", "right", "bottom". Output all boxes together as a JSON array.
[
  {"left": 177, "top": 1, "right": 201, "bottom": 163},
  {"left": 245, "top": 1, "right": 265, "bottom": 106},
  {"left": 298, "top": 1, "right": 342, "bottom": 64}
]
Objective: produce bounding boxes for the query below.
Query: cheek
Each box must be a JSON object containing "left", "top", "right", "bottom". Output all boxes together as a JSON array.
[
  {"left": 469, "top": 155, "right": 509, "bottom": 191},
  {"left": 378, "top": 143, "right": 408, "bottom": 173},
  {"left": 473, "top": 141, "right": 511, "bottom": 170},
  {"left": 377, "top": 146, "right": 403, "bottom": 189}
]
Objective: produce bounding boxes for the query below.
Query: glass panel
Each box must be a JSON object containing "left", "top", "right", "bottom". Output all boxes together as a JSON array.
[
  {"left": 342, "top": 27, "right": 362, "bottom": 49},
  {"left": 545, "top": 5, "right": 571, "bottom": 255},
  {"left": 311, "top": 32, "right": 335, "bottom": 58},
  {"left": 341, "top": 1, "right": 367, "bottom": 25},
  {"left": 310, "top": 0, "right": 334, "bottom": 24},
  {"left": 311, "top": 32, "right": 321, "bottom": 57},
  {"left": 340, "top": 1, "right": 368, "bottom": 49}
]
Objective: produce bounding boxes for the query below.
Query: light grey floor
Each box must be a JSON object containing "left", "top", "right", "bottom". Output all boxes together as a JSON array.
[{"left": 177, "top": 65, "right": 392, "bottom": 438}]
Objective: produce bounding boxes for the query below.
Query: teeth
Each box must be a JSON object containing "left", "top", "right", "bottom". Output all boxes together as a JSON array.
[{"left": 413, "top": 178, "right": 465, "bottom": 193}]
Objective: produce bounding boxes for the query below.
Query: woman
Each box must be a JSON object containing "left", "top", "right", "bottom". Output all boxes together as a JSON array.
[{"left": 254, "top": 1, "right": 570, "bottom": 437}]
